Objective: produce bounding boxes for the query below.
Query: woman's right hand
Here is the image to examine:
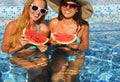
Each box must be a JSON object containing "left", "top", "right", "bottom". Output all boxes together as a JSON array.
[{"left": 19, "top": 35, "right": 29, "bottom": 46}]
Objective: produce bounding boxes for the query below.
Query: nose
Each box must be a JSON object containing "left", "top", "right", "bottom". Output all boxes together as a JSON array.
[
  {"left": 35, "top": 9, "right": 40, "bottom": 13},
  {"left": 66, "top": 5, "right": 70, "bottom": 9}
]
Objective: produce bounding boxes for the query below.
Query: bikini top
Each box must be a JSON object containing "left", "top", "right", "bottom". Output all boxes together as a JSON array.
[{"left": 75, "top": 34, "right": 80, "bottom": 43}]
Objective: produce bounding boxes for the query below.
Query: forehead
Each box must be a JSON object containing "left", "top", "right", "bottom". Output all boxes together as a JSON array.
[{"left": 32, "top": 0, "right": 46, "bottom": 7}]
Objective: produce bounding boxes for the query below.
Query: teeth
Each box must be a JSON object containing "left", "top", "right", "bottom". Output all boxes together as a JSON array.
[
  {"left": 35, "top": 14, "right": 38, "bottom": 16},
  {"left": 65, "top": 11, "right": 70, "bottom": 14},
  {"left": 34, "top": 14, "right": 39, "bottom": 18}
]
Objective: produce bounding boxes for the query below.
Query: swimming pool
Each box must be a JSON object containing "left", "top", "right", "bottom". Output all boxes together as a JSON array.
[{"left": 0, "top": 0, "right": 120, "bottom": 82}]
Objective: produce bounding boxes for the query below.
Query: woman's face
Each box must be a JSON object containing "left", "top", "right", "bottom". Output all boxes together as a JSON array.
[
  {"left": 61, "top": 1, "right": 78, "bottom": 19},
  {"left": 29, "top": 0, "right": 47, "bottom": 22}
]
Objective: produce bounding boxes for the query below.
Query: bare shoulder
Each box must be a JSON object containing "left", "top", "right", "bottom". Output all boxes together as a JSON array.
[
  {"left": 82, "top": 24, "right": 89, "bottom": 30},
  {"left": 49, "top": 18, "right": 59, "bottom": 32},
  {"left": 81, "top": 20, "right": 89, "bottom": 30},
  {"left": 6, "top": 20, "right": 16, "bottom": 30},
  {"left": 49, "top": 17, "right": 58, "bottom": 25}
]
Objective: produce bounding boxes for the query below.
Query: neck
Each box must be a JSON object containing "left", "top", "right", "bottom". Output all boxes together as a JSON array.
[
  {"left": 62, "top": 18, "right": 75, "bottom": 25},
  {"left": 29, "top": 21, "right": 39, "bottom": 30},
  {"left": 30, "top": 19, "right": 40, "bottom": 26}
]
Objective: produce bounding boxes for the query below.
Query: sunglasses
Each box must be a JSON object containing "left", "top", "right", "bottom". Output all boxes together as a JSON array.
[
  {"left": 30, "top": 4, "right": 47, "bottom": 14},
  {"left": 61, "top": 2, "right": 78, "bottom": 9}
]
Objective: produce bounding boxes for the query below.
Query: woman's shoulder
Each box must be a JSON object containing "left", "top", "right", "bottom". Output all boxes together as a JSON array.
[
  {"left": 8, "top": 20, "right": 16, "bottom": 25},
  {"left": 80, "top": 20, "right": 89, "bottom": 30},
  {"left": 49, "top": 17, "right": 59, "bottom": 25},
  {"left": 6, "top": 20, "right": 17, "bottom": 29},
  {"left": 82, "top": 20, "right": 89, "bottom": 27},
  {"left": 50, "top": 17, "right": 58, "bottom": 21}
]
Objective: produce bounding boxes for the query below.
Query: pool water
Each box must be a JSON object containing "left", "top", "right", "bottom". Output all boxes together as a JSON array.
[{"left": 0, "top": 0, "right": 120, "bottom": 82}]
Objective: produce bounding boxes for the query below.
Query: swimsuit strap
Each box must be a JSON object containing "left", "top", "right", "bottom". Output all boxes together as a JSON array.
[
  {"left": 76, "top": 35, "right": 80, "bottom": 43},
  {"left": 36, "top": 24, "right": 40, "bottom": 33},
  {"left": 74, "top": 34, "right": 80, "bottom": 43}
]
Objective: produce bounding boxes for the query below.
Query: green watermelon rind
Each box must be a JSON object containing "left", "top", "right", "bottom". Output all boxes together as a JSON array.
[
  {"left": 23, "top": 28, "right": 49, "bottom": 45},
  {"left": 51, "top": 32, "right": 76, "bottom": 44}
]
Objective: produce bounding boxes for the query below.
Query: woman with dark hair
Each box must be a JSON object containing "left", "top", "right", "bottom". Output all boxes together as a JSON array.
[
  {"left": 47, "top": 0, "right": 93, "bottom": 82},
  {"left": 2, "top": 0, "right": 49, "bottom": 82}
]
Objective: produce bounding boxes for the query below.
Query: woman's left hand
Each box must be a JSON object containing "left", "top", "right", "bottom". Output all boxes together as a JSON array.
[{"left": 37, "top": 44, "right": 48, "bottom": 52}]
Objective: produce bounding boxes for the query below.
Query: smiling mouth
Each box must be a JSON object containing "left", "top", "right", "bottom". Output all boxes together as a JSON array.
[
  {"left": 64, "top": 10, "right": 71, "bottom": 14},
  {"left": 34, "top": 14, "right": 39, "bottom": 17}
]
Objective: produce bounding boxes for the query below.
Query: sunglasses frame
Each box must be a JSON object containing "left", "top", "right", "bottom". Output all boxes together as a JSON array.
[
  {"left": 30, "top": 4, "right": 48, "bottom": 14},
  {"left": 61, "top": 2, "right": 78, "bottom": 9}
]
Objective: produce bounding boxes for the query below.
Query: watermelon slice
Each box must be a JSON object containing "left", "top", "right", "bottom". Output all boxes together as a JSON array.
[
  {"left": 23, "top": 28, "right": 49, "bottom": 45},
  {"left": 51, "top": 32, "right": 76, "bottom": 44}
]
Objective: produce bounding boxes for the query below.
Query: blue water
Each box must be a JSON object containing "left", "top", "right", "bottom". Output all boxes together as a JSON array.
[{"left": 0, "top": 0, "right": 120, "bottom": 82}]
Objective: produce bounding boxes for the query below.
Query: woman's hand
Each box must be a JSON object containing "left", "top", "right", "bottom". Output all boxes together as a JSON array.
[
  {"left": 19, "top": 35, "right": 29, "bottom": 46},
  {"left": 37, "top": 44, "right": 48, "bottom": 52}
]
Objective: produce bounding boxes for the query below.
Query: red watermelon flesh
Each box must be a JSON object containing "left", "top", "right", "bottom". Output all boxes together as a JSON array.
[
  {"left": 23, "top": 28, "right": 49, "bottom": 45},
  {"left": 51, "top": 32, "right": 76, "bottom": 44}
]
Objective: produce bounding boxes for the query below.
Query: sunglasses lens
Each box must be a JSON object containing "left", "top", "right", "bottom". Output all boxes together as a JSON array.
[
  {"left": 70, "top": 4, "right": 77, "bottom": 9},
  {"left": 40, "top": 9, "right": 47, "bottom": 14},
  {"left": 62, "top": 2, "right": 77, "bottom": 9},
  {"left": 32, "top": 5, "right": 38, "bottom": 11}
]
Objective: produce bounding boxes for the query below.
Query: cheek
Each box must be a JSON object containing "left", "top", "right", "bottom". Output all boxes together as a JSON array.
[
  {"left": 72, "top": 11, "right": 77, "bottom": 15},
  {"left": 29, "top": 8, "right": 32, "bottom": 17},
  {"left": 29, "top": 7, "right": 34, "bottom": 13},
  {"left": 29, "top": 9, "right": 36, "bottom": 19}
]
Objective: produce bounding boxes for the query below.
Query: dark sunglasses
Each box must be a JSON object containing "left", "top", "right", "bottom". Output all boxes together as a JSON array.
[
  {"left": 30, "top": 4, "right": 47, "bottom": 14},
  {"left": 61, "top": 2, "right": 78, "bottom": 9}
]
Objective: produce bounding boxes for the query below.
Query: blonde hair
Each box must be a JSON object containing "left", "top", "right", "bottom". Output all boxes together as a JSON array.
[{"left": 10, "top": 0, "right": 48, "bottom": 48}]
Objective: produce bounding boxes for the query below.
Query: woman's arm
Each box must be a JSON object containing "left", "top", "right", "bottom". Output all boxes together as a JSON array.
[
  {"left": 78, "top": 24, "right": 89, "bottom": 51},
  {"left": 49, "top": 18, "right": 59, "bottom": 45},
  {"left": 1, "top": 20, "right": 17, "bottom": 53},
  {"left": 66, "top": 23, "right": 89, "bottom": 51}
]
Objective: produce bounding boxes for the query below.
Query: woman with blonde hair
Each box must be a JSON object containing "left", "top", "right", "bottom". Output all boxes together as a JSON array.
[
  {"left": 2, "top": 0, "right": 49, "bottom": 82},
  {"left": 47, "top": 0, "right": 93, "bottom": 82}
]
